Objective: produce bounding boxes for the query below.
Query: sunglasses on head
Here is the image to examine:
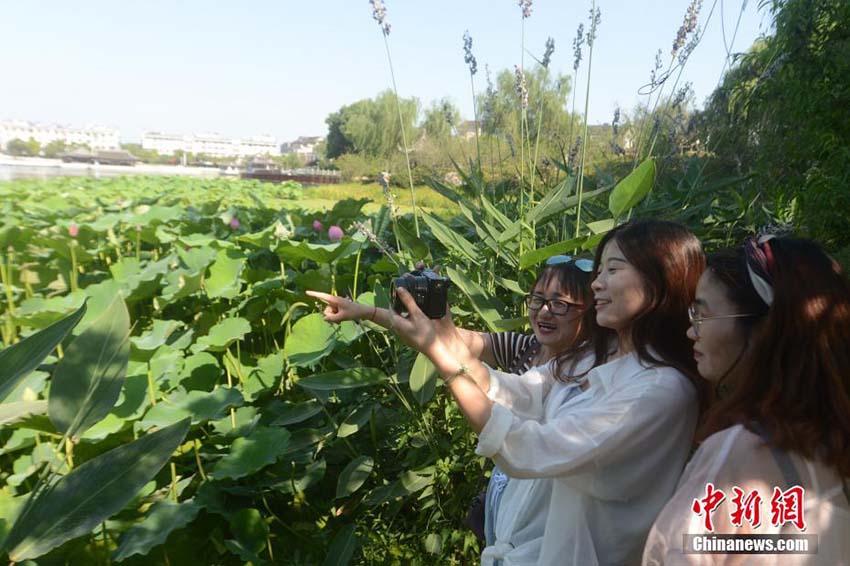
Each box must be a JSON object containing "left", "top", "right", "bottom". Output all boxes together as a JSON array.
[{"left": 546, "top": 255, "right": 594, "bottom": 272}]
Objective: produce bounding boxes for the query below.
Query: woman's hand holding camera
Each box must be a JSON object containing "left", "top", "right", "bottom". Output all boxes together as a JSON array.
[{"left": 305, "top": 291, "right": 375, "bottom": 324}]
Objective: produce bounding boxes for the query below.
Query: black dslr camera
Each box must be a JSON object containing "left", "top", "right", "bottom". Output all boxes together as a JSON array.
[{"left": 391, "top": 268, "right": 451, "bottom": 319}]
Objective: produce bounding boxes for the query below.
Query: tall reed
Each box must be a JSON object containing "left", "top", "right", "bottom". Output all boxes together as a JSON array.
[
  {"left": 574, "top": 2, "right": 601, "bottom": 238},
  {"left": 370, "top": 0, "right": 420, "bottom": 237}
]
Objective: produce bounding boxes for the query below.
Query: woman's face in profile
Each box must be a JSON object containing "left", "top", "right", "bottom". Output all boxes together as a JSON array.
[
  {"left": 687, "top": 271, "right": 752, "bottom": 382},
  {"left": 591, "top": 239, "right": 648, "bottom": 332}
]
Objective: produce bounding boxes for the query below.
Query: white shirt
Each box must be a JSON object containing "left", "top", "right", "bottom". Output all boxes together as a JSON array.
[
  {"left": 477, "top": 351, "right": 698, "bottom": 566},
  {"left": 642, "top": 424, "right": 850, "bottom": 566}
]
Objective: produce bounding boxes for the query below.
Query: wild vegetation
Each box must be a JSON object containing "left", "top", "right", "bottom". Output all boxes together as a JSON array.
[{"left": 0, "top": 0, "right": 847, "bottom": 564}]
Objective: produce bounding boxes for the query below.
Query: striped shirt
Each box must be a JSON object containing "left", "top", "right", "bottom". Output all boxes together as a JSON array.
[{"left": 488, "top": 332, "right": 539, "bottom": 374}]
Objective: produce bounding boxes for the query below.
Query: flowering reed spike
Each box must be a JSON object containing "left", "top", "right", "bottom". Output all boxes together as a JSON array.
[
  {"left": 370, "top": 0, "right": 391, "bottom": 36},
  {"left": 463, "top": 30, "right": 477, "bottom": 76},
  {"left": 518, "top": 0, "right": 533, "bottom": 19},
  {"left": 575, "top": 0, "right": 601, "bottom": 238},
  {"left": 368, "top": 0, "right": 419, "bottom": 236},
  {"left": 514, "top": 65, "right": 529, "bottom": 109},
  {"left": 572, "top": 24, "right": 585, "bottom": 72},
  {"left": 672, "top": 0, "right": 701, "bottom": 58},
  {"left": 541, "top": 37, "right": 555, "bottom": 69}
]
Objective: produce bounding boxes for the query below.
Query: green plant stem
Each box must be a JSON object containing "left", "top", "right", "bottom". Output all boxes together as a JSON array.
[
  {"left": 170, "top": 462, "right": 178, "bottom": 502},
  {"left": 69, "top": 240, "right": 79, "bottom": 292},
  {"left": 352, "top": 248, "right": 362, "bottom": 299},
  {"left": 146, "top": 364, "right": 157, "bottom": 405},
  {"left": 470, "top": 74, "right": 482, "bottom": 175},
  {"left": 193, "top": 439, "right": 207, "bottom": 481},
  {"left": 575, "top": 0, "right": 597, "bottom": 239},
  {"left": 0, "top": 251, "right": 17, "bottom": 343},
  {"left": 382, "top": 33, "right": 420, "bottom": 237}
]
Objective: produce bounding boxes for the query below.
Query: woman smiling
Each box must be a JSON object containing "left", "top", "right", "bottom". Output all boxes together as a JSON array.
[{"left": 360, "top": 219, "right": 705, "bottom": 565}]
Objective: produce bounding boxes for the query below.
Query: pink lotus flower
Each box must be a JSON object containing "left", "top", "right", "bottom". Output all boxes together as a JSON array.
[
  {"left": 68, "top": 223, "right": 79, "bottom": 237},
  {"left": 313, "top": 219, "right": 323, "bottom": 231},
  {"left": 328, "top": 225, "right": 343, "bottom": 242},
  {"left": 229, "top": 217, "right": 240, "bottom": 230}
]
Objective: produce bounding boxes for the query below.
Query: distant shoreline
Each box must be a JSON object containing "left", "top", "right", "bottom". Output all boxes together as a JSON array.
[{"left": 0, "top": 155, "right": 222, "bottom": 181}]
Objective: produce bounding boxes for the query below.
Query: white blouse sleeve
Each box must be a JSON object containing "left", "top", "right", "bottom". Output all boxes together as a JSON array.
[
  {"left": 484, "top": 365, "right": 552, "bottom": 421},
  {"left": 477, "top": 367, "right": 697, "bottom": 497}
]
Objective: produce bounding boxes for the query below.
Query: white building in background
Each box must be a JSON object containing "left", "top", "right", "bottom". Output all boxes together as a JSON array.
[
  {"left": 142, "top": 131, "right": 278, "bottom": 158},
  {"left": 280, "top": 136, "right": 323, "bottom": 163},
  {"left": 0, "top": 120, "right": 120, "bottom": 150}
]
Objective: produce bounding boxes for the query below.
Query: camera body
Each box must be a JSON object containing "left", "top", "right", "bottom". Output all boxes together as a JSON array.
[{"left": 391, "top": 269, "right": 451, "bottom": 319}]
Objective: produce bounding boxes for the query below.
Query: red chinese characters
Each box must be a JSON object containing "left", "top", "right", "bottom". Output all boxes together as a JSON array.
[
  {"left": 770, "top": 486, "right": 806, "bottom": 531},
  {"left": 691, "top": 483, "right": 726, "bottom": 532},
  {"left": 730, "top": 487, "right": 763, "bottom": 528},
  {"left": 691, "top": 484, "right": 807, "bottom": 532}
]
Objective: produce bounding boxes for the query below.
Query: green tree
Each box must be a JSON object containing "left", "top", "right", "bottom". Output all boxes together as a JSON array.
[
  {"left": 5, "top": 137, "right": 41, "bottom": 156},
  {"left": 324, "top": 90, "right": 420, "bottom": 160},
  {"left": 696, "top": 0, "right": 850, "bottom": 247},
  {"left": 422, "top": 98, "right": 460, "bottom": 141},
  {"left": 43, "top": 139, "right": 67, "bottom": 158},
  {"left": 478, "top": 66, "right": 573, "bottom": 156}
]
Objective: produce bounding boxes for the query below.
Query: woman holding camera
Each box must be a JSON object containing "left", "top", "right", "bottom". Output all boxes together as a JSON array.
[
  {"left": 312, "top": 218, "right": 705, "bottom": 565},
  {"left": 308, "top": 257, "right": 595, "bottom": 545},
  {"left": 642, "top": 236, "right": 850, "bottom": 565}
]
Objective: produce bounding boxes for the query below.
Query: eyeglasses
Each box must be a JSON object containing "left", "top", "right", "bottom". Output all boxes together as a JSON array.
[
  {"left": 525, "top": 294, "right": 585, "bottom": 316},
  {"left": 688, "top": 304, "right": 758, "bottom": 337},
  {"left": 546, "top": 255, "right": 594, "bottom": 272}
]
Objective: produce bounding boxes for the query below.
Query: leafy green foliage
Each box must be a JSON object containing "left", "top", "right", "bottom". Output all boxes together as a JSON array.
[{"left": 3, "top": 419, "right": 190, "bottom": 561}]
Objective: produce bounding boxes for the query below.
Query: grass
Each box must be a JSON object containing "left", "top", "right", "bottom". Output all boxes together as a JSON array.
[{"left": 305, "top": 182, "right": 458, "bottom": 216}]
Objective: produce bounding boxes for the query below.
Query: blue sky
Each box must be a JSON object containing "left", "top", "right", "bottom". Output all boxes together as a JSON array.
[{"left": 0, "top": 1, "right": 773, "bottom": 143}]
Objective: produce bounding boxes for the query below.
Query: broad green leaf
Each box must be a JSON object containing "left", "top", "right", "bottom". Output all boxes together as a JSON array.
[
  {"left": 137, "top": 387, "right": 243, "bottom": 430},
  {"left": 420, "top": 212, "right": 481, "bottom": 265},
  {"left": 4, "top": 418, "right": 190, "bottom": 562},
  {"left": 239, "top": 352, "right": 284, "bottom": 401},
  {"left": 48, "top": 294, "right": 130, "bottom": 440},
  {"left": 338, "top": 403, "right": 376, "bottom": 438},
  {"left": 275, "top": 459, "right": 326, "bottom": 494},
  {"left": 400, "top": 469, "right": 433, "bottom": 493},
  {"left": 395, "top": 218, "right": 430, "bottom": 261},
  {"left": 0, "top": 401, "right": 48, "bottom": 427},
  {"left": 223, "top": 538, "right": 265, "bottom": 564},
  {"left": 586, "top": 218, "right": 616, "bottom": 234},
  {"left": 228, "top": 508, "right": 268, "bottom": 554},
  {"left": 296, "top": 368, "right": 386, "bottom": 391},
  {"left": 446, "top": 267, "right": 505, "bottom": 331},
  {"left": 193, "top": 317, "right": 251, "bottom": 352},
  {"left": 499, "top": 185, "right": 611, "bottom": 244},
  {"left": 322, "top": 524, "right": 358, "bottom": 566},
  {"left": 609, "top": 157, "right": 656, "bottom": 217},
  {"left": 160, "top": 269, "right": 204, "bottom": 303},
  {"left": 336, "top": 456, "right": 374, "bottom": 499},
  {"left": 276, "top": 239, "right": 361, "bottom": 265},
  {"left": 112, "top": 499, "right": 201, "bottom": 562},
  {"left": 0, "top": 301, "right": 85, "bottom": 402},
  {"left": 131, "top": 319, "right": 183, "bottom": 353},
  {"left": 517, "top": 236, "right": 588, "bottom": 270},
  {"left": 16, "top": 293, "right": 86, "bottom": 330},
  {"left": 268, "top": 400, "right": 323, "bottom": 426},
  {"left": 283, "top": 313, "right": 335, "bottom": 367},
  {"left": 524, "top": 175, "right": 575, "bottom": 224},
  {"left": 409, "top": 353, "right": 437, "bottom": 406},
  {"left": 424, "top": 533, "right": 442, "bottom": 554},
  {"left": 211, "top": 406, "right": 259, "bottom": 438},
  {"left": 205, "top": 248, "right": 245, "bottom": 299},
  {"left": 211, "top": 426, "right": 291, "bottom": 480}
]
